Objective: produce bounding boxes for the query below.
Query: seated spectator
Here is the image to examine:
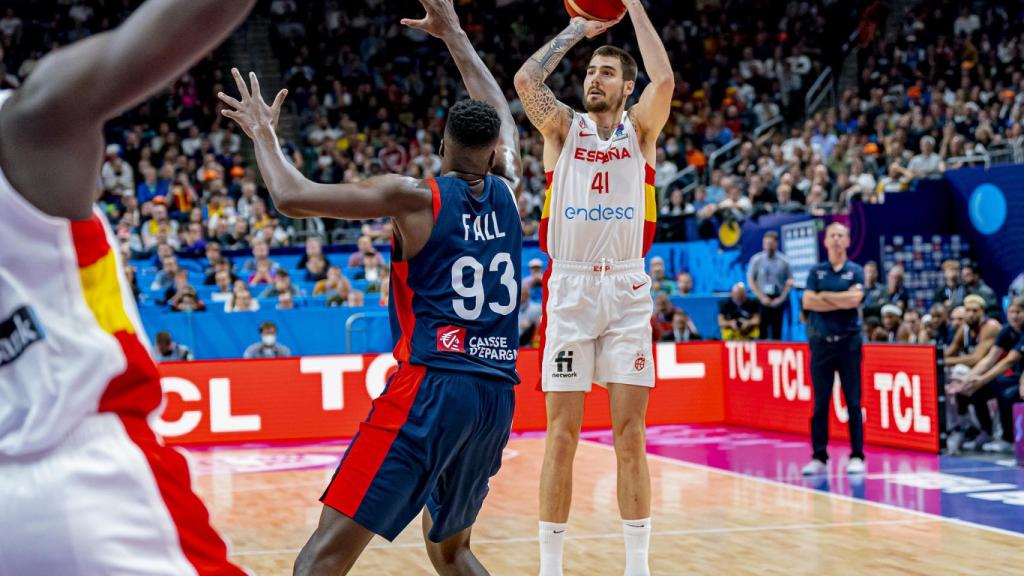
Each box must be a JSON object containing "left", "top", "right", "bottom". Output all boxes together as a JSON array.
[
  {"left": 962, "top": 261, "right": 1000, "bottom": 318},
  {"left": 878, "top": 304, "right": 903, "bottom": 342},
  {"left": 179, "top": 222, "right": 207, "bottom": 255},
  {"left": 718, "top": 284, "right": 761, "bottom": 341},
  {"left": 898, "top": 309, "right": 923, "bottom": 344},
  {"left": 297, "top": 236, "right": 329, "bottom": 270},
  {"left": 210, "top": 270, "right": 234, "bottom": 304},
  {"left": 933, "top": 259, "right": 965, "bottom": 308},
  {"left": 518, "top": 286, "right": 542, "bottom": 347},
  {"left": 339, "top": 289, "right": 366, "bottom": 307},
  {"left": 862, "top": 260, "right": 885, "bottom": 318},
  {"left": 202, "top": 242, "right": 224, "bottom": 277},
  {"left": 882, "top": 264, "right": 910, "bottom": 310},
  {"left": 717, "top": 178, "right": 752, "bottom": 218},
  {"left": 277, "top": 291, "right": 295, "bottom": 311},
  {"left": 153, "top": 331, "right": 193, "bottom": 362},
  {"left": 863, "top": 316, "right": 882, "bottom": 343},
  {"left": 649, "top": 257, "right": 676, "bottom": 295},
  {"left": 361, "top": 219, "right": 392, "bottom": 243},
  {"left": 241, "top": 237, "right": 280, "bottom": 274},
  {"left": 922, "top": 303, "right": 952, "bottom": 346},
  {"left": 660, "top": 310, "right": 701, "bottom": 343},
  {"left": 204, "top": 257, "right": 234, "bottom": 286},
  {"left": 163, "top": 268, "right": 191, "bottom": 306},
  {"left": 221, "top": 219, "right": 251, "bottom": 251},
  {"left": 225, "top": 282, "right": 260, "bottom": 312},
  {"left": 875, "top": 162, "right": 913, "bottom": 198},
  {"left": 141, "top": 200, "right": 179, "bottom": 251},
  {"left": 660, "top": 188, "right": 688, "bottom": 216},
  {"left": 243, "top": 322, "right": 292, "bottom": 359},
  {"left": 150, "top": 255, "right": 179, "bottom": 293},
  {"left": 355, "top": 252, "right": 385, "bottom": 286},
  {"left": 314, "top": 265, "right": 352, "bottom": 299},
  {"left": 170, "top": 286, "right": 206, "bottom": 313},
  {"left": 651, "top": 293, "right": 678, "bottom": 342},
  {"left": 259, "top": 269, "right": 303, "bottom": 299},
  {"left": 676, "top": 271, "right": 694, "bottom": 295},
  {"left": 907, "top": 136, "right": 944, "bottom": 178},
  {"left": 248, "top": 258, "right": 276, "bottom": 287},
  {"left": 304, "top": 253, "right": 328, "bottom": 282},
  {"left": 347, "top": 235, "right": 378, "bottom": 268}
]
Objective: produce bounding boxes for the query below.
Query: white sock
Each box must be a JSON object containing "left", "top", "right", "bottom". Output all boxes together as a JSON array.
[
  {"left": 539, "top": 521, "right": 567, "bottom": 576},
  {"left": 622, "top": 518, "right": 651, "bottom": 576}
]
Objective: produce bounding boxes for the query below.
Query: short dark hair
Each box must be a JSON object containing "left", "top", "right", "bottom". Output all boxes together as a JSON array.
[
  {"left": 156, "top": 331, "right": 172, "bottom": 345},
  {"left": 446, "top": 99, "right": 501, "bottom": 150},
  {"left": 763, "top": 231, "right": 779, "bottom": 242},
  {"left": 964, "top": 260, "right": 979, "bottom": 273},
  {"left": 259, "top": 321, "right": 277, "bottom": 333},
  {"left": 592, "top": 46, "right": 638, "bottom": 82}
]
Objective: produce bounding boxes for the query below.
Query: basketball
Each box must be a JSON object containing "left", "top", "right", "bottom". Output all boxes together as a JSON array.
[{"left": 564, "top": 0, "right": 626, "bottom": 22}]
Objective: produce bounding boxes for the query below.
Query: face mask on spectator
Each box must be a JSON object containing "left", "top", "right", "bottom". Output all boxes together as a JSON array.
[{"left": 262, "top": 334, "right": 276, "bottom": 346}]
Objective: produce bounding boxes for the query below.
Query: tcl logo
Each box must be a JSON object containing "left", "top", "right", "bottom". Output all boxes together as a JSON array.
[
  {"left": 726, "top": 342, "right": 811, "bottom": 402},
  {"left": 873, "top": 372, "right": 932, "bottom": 433},
  {"left": 154, "top": 354, "right": 398, "bottom": 438}
]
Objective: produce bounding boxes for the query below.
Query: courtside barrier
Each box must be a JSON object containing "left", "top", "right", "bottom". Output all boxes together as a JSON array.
[{"left": 156, "top": 342, "right": 939, "bottom": 451}]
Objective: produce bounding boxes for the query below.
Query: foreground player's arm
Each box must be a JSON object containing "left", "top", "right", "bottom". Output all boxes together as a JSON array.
[
  {"left": 401, "top": 0, "right": 521, "bottom": 191},
  {"left": 624, "top": 0, "right": 674, "bottom": 148},
  {"left": 220, "top": 70, "right": 430, "bottom": 221},
  {"left": 514, "top": 18, "right": 617, "bottom": 140},
  {"left": 0, "top": 0, "right": 257, "bottom": 220}
]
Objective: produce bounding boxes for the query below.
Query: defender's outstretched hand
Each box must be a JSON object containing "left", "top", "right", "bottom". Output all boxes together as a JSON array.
[
  {"left": 401, "top": 0, "right": 461, "bottom": 40},
  {"left": 218, "top": 68, "right": 288, "bottom": 139}
]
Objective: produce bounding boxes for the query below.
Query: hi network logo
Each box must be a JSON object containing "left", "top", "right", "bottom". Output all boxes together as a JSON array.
[
  {"left": 436, "top": 325, "right": 466, "bottom": 353},
  {"left": 552, "top": 349, "right": 577, "bottom": 378},
  {"left": 0, "top": 306, "right": 45, "bottom": 367}
]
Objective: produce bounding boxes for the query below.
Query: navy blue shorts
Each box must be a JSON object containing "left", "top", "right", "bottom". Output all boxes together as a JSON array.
[{"left": 321, "top": 364, "right": 515, "bottom": 542}]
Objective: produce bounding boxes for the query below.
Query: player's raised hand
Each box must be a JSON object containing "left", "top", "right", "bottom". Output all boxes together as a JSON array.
[
  {"left": 401, "top": 0, "right": 461, "bottom": 40},
  {"left": 572, "top": 15, "right": 623, "bottom": 39},
  {"left": 218, "top": 68, "right": 288, "bottom": 139}
]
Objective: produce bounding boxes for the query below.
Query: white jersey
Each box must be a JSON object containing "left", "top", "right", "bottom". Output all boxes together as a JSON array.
[
  {"left": 540, "top": 111, "right": 656, "bottom": 263},
  {"left": 0, "top": 90, "right": 162, "bottom": 457}
]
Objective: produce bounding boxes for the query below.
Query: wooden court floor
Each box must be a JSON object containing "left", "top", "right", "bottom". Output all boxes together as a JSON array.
[{"left": 190, "top": 438, "right": 1023, "bottom": 575}]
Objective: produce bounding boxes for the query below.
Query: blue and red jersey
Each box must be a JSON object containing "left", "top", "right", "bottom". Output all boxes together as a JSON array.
[{"left": 389, "top": 175, "right": 522, "bottom": 385}]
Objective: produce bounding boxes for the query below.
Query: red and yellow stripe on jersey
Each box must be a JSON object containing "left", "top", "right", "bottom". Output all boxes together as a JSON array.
[
  {"left": 539, "top": 171, "right": 555, "bottom": 254},
  {"left": 70, "top": 216, "right": 162, "bottom": 416},
  {"left": 643, "top": 162, "right": 657, "bottom": 255}
]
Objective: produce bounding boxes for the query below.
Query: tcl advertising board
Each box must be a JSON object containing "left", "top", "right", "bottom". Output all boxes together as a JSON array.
[
  {"left": 155, "top": 342, "right": 938, "bottom": 451},
  {"left": 722, "top": 342, "right": 938, "bottom": 451},
  {"left": 156, "top": 344, "right": 724, "bottom": 446}
]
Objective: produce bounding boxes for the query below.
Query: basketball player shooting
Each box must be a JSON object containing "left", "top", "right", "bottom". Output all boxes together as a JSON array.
[
  {"left": 0, "top": 1, "right": 256, "bottom": 574},
  {"left": 219, "top": 1, "right": 522, "bottom": 574},
  {"left": 513, "top": 1, "right": 673, "bottom": 575}
]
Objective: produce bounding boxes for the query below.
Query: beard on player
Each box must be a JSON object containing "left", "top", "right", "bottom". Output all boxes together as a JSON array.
[{"left": 584, "top": 85, "right": 626, "bottom": 114}]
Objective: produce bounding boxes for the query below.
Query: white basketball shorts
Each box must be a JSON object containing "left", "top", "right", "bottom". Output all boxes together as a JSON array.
[
  {"left": 0, "top": 413, "right": 245, "bottom": 575},
  {"left": 540, "top": 258, "right": 655, "bottom": 392}
]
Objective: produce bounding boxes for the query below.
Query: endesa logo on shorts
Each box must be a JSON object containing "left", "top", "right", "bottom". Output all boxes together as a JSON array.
[
  {"left": 564, "top": 204, "right": 636, "bottom": 221},
  {"left": 437, "top": 325, "right": 466, "bottom": 353}
]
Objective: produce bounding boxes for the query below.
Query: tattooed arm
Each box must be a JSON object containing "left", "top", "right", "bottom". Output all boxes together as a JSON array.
[{"left": 513, "top": 17, "right": 620, "bottom": 146}]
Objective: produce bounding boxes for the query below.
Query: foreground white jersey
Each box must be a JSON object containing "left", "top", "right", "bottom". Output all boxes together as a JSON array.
[
  {"left": 0, "top": 90, "right": 161, "bottom": 457},
  {"left": 540, "top": 111, "right": 656, "bottom": 262}
]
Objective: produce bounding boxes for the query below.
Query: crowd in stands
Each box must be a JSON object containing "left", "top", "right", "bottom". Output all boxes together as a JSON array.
[{"left": 661, "top": 0, "right": 1024, "bottom": 240}]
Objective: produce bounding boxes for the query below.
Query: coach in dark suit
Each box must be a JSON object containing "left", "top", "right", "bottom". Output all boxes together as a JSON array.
[{"left": 800, "top": 223, "right": 866, "bottom": 476}]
